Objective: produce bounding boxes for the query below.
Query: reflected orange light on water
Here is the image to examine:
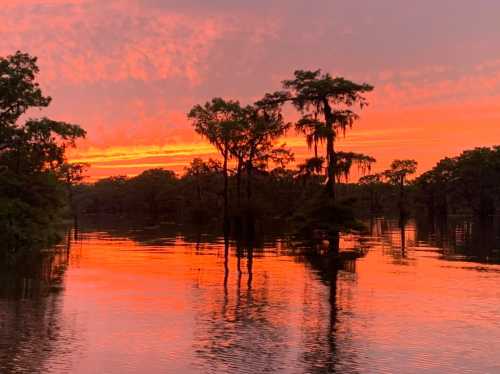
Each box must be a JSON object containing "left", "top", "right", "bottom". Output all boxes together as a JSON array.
[{"left": 2, "top": 220, "right": 500, "bottom": 372}]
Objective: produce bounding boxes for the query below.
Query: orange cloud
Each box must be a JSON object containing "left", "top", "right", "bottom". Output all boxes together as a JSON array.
[{"left": 3, "top": 1, "right": 500, "bottom": 181}]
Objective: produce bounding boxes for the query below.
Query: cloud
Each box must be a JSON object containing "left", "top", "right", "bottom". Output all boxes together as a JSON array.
[
  {"left": 1, "top": 1, "right": 230, "bottom": 85},
  {"left": 3, "top": 0, "right": 500, "bottom": 179}
]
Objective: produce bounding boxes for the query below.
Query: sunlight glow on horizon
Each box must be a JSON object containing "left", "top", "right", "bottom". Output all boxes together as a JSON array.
[{"left": 3, "top": 0, "right": 500, "bottom": 180}]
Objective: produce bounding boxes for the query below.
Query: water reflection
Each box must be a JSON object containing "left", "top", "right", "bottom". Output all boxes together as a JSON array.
[
  {"left": 0, "top": 236, "right": 77, "bottom": 374},
  {"left": 0, "top": 216, "right": 499, "bottom": 373},
  {"left": 366, "top": 216, "right": 500, "bottom": 265}
]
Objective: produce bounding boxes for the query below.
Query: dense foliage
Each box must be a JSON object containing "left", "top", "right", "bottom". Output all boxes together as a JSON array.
[
  {"left": 0, "top": 52, "right": 86, "bottom": 254},
  {"left": 414, "top": 147, "right": 500, "bottom": 219},
  {"left": 75, "top": 145, "right": 500, "bottom": 235}
]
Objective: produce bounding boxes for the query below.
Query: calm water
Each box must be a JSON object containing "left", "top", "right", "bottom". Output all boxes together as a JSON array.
[{"left": 1, "top": 218, "right": 500, "bottom": 373}]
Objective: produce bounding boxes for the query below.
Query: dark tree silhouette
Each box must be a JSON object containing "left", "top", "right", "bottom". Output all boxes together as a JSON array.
[
  {"left": 415, "top": 147, "right": 500, "bottom": 220},
  {"left": 188, "top": 98, "right": 244, "bottom": 231},
  {"left": 359, "top": 173, "right": 383, "bottom": 216},
  {"left": 0, "top": 51, "right": 86, "bottom": 253},
  {"left": 384, "top": 159, "right": 417, "bottom": 223},
  {"left": 260, "top": 70, "right": 373, "bottom": 200}
]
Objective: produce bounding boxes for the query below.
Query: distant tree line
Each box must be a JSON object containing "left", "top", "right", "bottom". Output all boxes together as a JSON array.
[
  {"left": 413, "top": 147, "right": 500, "bottom": 221},
  {"left": 75, "top": 145, "right": 500, "bottom": 230}
]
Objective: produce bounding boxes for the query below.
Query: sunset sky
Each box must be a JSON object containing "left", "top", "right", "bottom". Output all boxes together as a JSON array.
[{"left": 3, "top": 0, "right": 500, "bottom": 180}]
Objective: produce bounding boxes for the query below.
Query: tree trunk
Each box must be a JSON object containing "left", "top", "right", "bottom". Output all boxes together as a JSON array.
[
  {"left": 326, "top": 133, "right": 336, "bottom": 200},
  {"left": 246, "top": 158, "right": 255, "bottom": 238},
  {"left": 236, "top": 158, "right": 243, "bottom": 208},
  {"left": 399, "top": 175, "right": 406, "bottom": 225},
  {"left": 329, "top": 230, "right": 340, "bottom": 255},
  {"left": 323, "top": 100, "right": 336, "bottom": 201},
  {"left": 223, "top": 145, "right": 229, "bottom": 233},
  {"left": 246, "top": 160, "right": 253, "bottom": 202}
]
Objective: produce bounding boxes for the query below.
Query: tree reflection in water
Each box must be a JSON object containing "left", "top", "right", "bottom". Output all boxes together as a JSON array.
[
  {"left": 297, "top": 248, "right": 360, "bottom": 374},
  {"left": 1, "top": 217, "right": 495, "bottom": 373},
  {"left": 0, "top": 231, "right": 76, "bottom": 374},
  {"left": 190, "top": 232, "right": 362, "bottom": 373}
]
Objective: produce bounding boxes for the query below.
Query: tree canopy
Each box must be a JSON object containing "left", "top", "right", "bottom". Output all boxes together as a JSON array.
[
  {"left": 0, "top": 51, "right": 86, "bottom": 253},
  {"left": 260, "top": 69, "right": 374, "bottom": 199}
]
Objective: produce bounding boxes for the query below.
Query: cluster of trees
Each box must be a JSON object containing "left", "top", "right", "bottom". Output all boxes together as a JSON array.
[
  {"left": 0, "top": 52, "right": 86, "bottom": 254},
  {"left": 414, "top": 147, "right": 500, "bottom": 220},
  {"left": 77, "top": 70, "right": 378, "bottom": 252},
  {"left": 75, "top": 160, "right": 305, "bottom": 225},
  {"left": 188, "top": 71, "right": 378, "bottom": 248},
  {"left": 359, "top": 159, "right": 418, "bottom": 221},
  {"left": 359, "top": 147, "right": 500, "bottom": 223}
]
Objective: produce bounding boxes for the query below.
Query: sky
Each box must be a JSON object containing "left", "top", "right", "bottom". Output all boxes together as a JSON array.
[{"left": 2, "top": 0, "right": 500, "bottom": 180}]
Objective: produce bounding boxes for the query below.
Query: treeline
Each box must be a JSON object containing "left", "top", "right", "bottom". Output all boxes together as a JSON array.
[
  {"left": 414, "top": 146, "right": 500, "bottom": 220},
  {"left": 76, "top": 145, "right": 500, "bottom": 228},
  {"left": 74, "top": 157, "right": 411, "bottom": 228},
  {"left": 74, "top": 160, "right": 327, "bottom": 225},
  {"left": 0, "top": 52, "right": 86, "bottom": 254}
]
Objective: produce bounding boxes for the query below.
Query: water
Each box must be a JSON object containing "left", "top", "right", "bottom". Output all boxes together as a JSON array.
[{"left": 1, "top": 218, "right": 500, "bottom": 373}]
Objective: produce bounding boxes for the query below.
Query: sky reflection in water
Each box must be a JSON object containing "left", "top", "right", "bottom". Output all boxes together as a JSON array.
[{"left": 1, "top": 218, "right": 500, "bottom": 373}]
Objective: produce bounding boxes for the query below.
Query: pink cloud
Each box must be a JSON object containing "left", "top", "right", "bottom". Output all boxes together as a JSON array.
[
  {"left": 1, "top": 2, "right": 229, "bottom": 85},
  {"left": 3, "top": 1, "right": 500, "bottom": 180}
]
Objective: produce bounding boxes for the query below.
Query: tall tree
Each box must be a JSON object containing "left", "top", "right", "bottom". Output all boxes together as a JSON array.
[
  {"left": 60, "top": 162, "right": 88, "bottom": 227},
  {"left": 260, "top": 70, "right": 373, "bottom": 200},
  {"left": 188, "top": 98, "right": 243, "bottom": 230},
  {"left": 0, "top": 51, "right": 86, "bottom": 251},
  {"left": 232, "top": 102, "right": 292, "bottom": 235},
  {"left": 384, "top": 159, "right": 418, "bottom": 222},
  {"left": 237, "top": 102, "right": 292, "bottom": 203}
]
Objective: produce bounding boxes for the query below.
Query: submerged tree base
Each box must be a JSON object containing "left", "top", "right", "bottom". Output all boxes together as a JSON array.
[{"left": 292, "top": 190, "right": 367, "bottom": 254}]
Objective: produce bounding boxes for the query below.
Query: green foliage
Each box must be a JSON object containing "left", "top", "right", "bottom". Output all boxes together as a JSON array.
[
  {"left": 0, "top": 51, "right": 86, "bottom": 253},
  {"left": 0, "top": 171, "right": 66, "bottom": 255}
]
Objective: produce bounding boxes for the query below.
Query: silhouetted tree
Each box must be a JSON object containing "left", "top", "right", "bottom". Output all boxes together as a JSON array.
[
  {"left": 129, "top": 169, "right": 177, "bottom": 220},
  {"left": 188, "top": 98, "right": 244, "bottom": 231},
  {"left": 359, "top": 173, "right": 383, "bottom": 215},
  {"left": 384, "top": 159, "right": 417, "bottom": 223},
  {"left": 415, "top": 147, "right": 500, "bottom": 220},
  {"left": 260, "top": 70, "right": 373, "bottom": 200},
  {"left": 0, "top": 51, "right": 86, "bottom": 253},
  {"left": 229, "top": 102, "right": 292, "bottom": 233}
]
